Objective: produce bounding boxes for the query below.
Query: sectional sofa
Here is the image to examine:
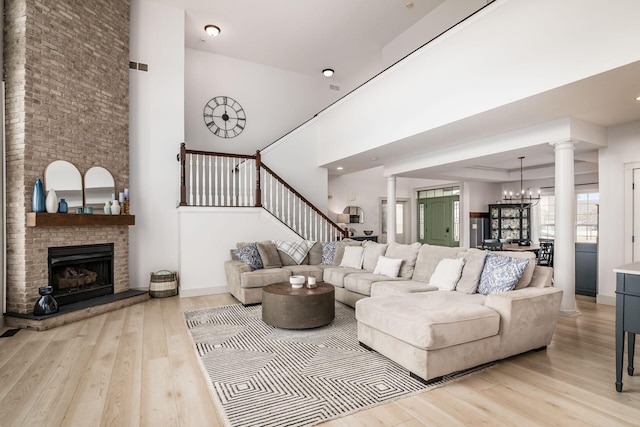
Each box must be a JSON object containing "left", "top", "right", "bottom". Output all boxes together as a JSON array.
[{"left": 224, "top": 239, "right": 563, "bottom": 382}]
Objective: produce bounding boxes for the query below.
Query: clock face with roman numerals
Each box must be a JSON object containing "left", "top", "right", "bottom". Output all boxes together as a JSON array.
[{"left": 203, "top": 96, "right": 246, "bottom": 138}]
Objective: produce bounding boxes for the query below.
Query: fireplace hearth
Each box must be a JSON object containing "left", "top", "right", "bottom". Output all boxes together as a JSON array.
[{"left": 48, "top": 243, "right": 114, "bottom": 306}]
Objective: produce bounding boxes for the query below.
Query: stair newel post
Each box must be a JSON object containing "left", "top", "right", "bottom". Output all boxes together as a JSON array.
[
  {"left": 179, "top": 142, "right": 187, "bottom": 206},
  {"left": 255, "top": 150, "right": 262, "bottom": 207}
]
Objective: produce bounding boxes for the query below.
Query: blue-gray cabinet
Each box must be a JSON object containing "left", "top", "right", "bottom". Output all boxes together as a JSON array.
[{"left": 575, "top": 243, "right": 597, "bottom": 297}]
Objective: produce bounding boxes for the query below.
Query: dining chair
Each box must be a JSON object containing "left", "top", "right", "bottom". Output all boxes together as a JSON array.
[{"left": 538, "top": 241, "right": 554, "bottom": 267}]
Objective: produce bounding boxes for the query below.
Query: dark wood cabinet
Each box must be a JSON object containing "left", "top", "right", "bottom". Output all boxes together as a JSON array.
[
  {"left": 488, "top": 204, "right": 530, "bottom": 241},
  {"left": 350, "top": 235, "right": 378, "bottom": 242}
]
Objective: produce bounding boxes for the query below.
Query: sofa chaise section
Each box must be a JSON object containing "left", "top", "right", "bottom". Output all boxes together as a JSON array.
[{"left": 356, "top": 264, "right": 562, "bottom": 382}]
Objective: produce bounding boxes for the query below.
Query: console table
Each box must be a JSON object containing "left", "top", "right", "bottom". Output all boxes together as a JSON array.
[
  {"left": 614, "top": 262, "right": 640, "bottom": 392},
  {"left": 350, "top": 235, "right": 378, "bottom": 242}
]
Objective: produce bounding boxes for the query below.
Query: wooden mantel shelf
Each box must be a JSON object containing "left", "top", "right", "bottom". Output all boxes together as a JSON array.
[{"left": 26, "top": 212, "right": 135, "bottom": 227}]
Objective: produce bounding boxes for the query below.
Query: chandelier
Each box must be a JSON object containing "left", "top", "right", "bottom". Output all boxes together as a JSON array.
[{"left": 502, "top": 156, "right": 541, "bottom": 207}]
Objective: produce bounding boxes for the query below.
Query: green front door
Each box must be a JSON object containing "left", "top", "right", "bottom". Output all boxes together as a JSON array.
[{"left": 418, "top": 195, "right": 459, "bottom": 247}]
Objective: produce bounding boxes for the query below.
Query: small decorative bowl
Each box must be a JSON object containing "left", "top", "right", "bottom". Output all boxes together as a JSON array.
[
  {"left": 363, "top": 230, "right": 373, "bottom": 236},
  {"left": 289, "top": 275, "right": 305, "bottom": 288}
]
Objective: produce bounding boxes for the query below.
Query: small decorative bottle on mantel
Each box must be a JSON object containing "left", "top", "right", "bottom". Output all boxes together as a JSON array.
[
  {"left": 58, "top": 198, "right": 68, "bottom": 213},
  {"left": 104, "top": 200, "right": 111, "bottom": 215},
  {"left": 45, "top": 189, "right": 58, "bottom": 214},
  {"left": 32, "top": 178, "right": 46, "bottom": 212},
  {"left": 111, "top": 199, "right": 121, "bottom": 215},
  {"left": 122, "top": 188, "right": 130, "bottom": 215}
]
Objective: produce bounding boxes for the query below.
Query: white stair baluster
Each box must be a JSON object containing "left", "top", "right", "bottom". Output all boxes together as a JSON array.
[
  {"left": 226, "top": 157, "right": 233, "bottom": 206},
  {"left": 188, "top": 154, "right": 194, "bottom": 205},
  {"left": 275, "top": 177, "right": 279, "bottom": 218},
  {"left": 214, "top": 156, "right": 219, "bottom": 206},
  {"left": 208, "top": 156, "right": 212, "bottom": 206}
]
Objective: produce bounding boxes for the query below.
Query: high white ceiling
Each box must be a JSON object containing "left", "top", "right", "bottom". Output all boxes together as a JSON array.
[
  {"left": 148, "top": 0, "right": 640, "bottom": 182},
  {"left": 155, "top": 0, "right": 451, "bottom": 86}
]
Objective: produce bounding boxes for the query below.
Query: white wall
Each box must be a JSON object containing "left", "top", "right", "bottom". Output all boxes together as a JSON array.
[
  {"left": 129, "top": 0, "right": 184, "bottom": 288},
  {"left": 178, "top": 207, "right": 302, "bottom": 297},
  {"left": 184, "top": 49, "right": 342, "bottom": 156},
  {"left": 261, "top": 121, "right": 328, "bottom": 211},
  {"left": 598, "top": 121, "right": 640, "bottom": 304},
  {"left": 464, "top": 181, "right": 502, "bottom": 212}
]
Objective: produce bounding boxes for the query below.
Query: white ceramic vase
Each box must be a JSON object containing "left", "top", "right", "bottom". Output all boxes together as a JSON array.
[
  {"left": 45, "top": 189, "right": 58, "bottom": 213},
  {"left": 111, "top": 199, "right": 121, "bottom": 215}
]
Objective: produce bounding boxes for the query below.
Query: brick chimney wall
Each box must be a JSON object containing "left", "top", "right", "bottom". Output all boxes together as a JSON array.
[{"left": 3, "top": 0, "right": 131, "bottom": 314}]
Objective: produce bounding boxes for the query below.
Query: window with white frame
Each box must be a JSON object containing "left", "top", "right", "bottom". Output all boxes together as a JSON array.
[
  {"left": 576, "top": 192, "right": 599, "bottom": 242},
  {"left": 540, "top": 195, "right": 555, "bottom": 240},
  {"left": 538, "top": 191, "right": 598, "bottom": 242}
]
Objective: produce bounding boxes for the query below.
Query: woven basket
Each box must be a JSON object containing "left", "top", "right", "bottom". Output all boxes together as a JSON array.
[{"left": 149, "top": 270, "right": 178, "bottom": 298}]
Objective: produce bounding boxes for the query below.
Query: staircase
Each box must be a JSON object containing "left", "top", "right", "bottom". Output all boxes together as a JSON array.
[{"left": 178, "top": 143, "right": 346, "bottom": 242}]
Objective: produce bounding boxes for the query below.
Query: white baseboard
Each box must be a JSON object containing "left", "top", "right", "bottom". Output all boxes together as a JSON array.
[
  {"left": 179, "top": 286, "right": 229, "bottom": 298},
  {"left": 596, "top": 294, "right": 615, "bottom": 306}
]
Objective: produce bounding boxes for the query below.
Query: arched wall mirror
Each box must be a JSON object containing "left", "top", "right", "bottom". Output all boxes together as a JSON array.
[
  {"left": 44, "top": 160, "right": 83, "bottom": 209},
  {"left": 343, "top": 206, "right": 364, "bottom": 224},
  {"left": 84, "top": 166, "right": 115, "bottom": 211}
]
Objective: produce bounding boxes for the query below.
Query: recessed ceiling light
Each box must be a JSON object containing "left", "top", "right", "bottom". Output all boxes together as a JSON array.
[
  {"left": 406, "top": 2, "right": 414, "bottom": 8},
  {"left": 370, "top": 157, "right": 378, "bottom": 161},
  {"left": 323, "top": 69, "right": 335, "bottom": 77},
  {"left": 336, "top": 166, "right": 343, "bottom": 170},
  {"left": 636, "top": 95, "right": 640, "bottom": 101},
  {"left": 205, "top": 25, "right": 221, "bottom": 37}
]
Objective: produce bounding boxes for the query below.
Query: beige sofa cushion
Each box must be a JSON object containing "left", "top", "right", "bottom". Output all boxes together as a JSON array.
[
  {"left": 493, "top": 251, "right": 536, "bottom": 289},
  {"left": 370, "top": 280, "right": 438, "bottom": 297},
  {"left": 356, "top": 292, "right": 496, "bottom": 350},
  {"left": 240, "top": 268, "right": 291, "bottom": 288},
  {"left": 344, "top": 273, "right": 401, "bottom": 296},
  {"left": 257, "top": 241, "right": 282, "bottom": 269},
  {"left": 362, "top": 241, "right": 388, "bottom": 271},
  {"left": 456, "top": 248, "right": 487, "bottom": 294},
  {"left": 412, "top": 244, "right": 462, "bottom": 283},
  {"left": 385, "top": 242, "right": 421, "bottom": 279},
  {"left": 323, "top": 266, "right": 364, "bottom": 288},
  {"left": 307, "top": 242, "right": 323, "bottom": 265}
]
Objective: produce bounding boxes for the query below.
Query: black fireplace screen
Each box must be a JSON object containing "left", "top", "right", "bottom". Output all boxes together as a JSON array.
[{"left": 48, "top": 243, "right": 114, "bottom": 305}]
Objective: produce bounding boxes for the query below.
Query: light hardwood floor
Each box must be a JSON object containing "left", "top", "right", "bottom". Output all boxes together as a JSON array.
[{"left": 0, "top": 295, "right": 638, "bottom": 426}]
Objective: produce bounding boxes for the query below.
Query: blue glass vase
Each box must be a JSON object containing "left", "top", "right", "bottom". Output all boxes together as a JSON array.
[
  {"left": 33, "top": 286, "right": 59, "bottom": 316},
  {"left": 32, "top": 178, "right": 45, "bottom": 212},
  {"left": 58, "top": 198, "right": 68, "bottom": 213}
]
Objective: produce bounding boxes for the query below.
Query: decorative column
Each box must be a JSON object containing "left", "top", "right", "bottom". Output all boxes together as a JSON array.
[
  {"left": 551, "top": 141, "right": 579, "bottom": 316},
  {"left": 386, "top": 176, "right": 397, "bottom": 244}
]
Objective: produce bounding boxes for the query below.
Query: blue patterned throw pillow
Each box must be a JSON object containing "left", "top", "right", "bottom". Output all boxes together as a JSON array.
[
  {"left": 232, "top": 244, "right": 263, "bottom": 270},
  {"left": 322, "top": 241, "right": 338, "bottom": 265},
  {"left": 477, "top": 252, "right": 530, "bottom": 295}
]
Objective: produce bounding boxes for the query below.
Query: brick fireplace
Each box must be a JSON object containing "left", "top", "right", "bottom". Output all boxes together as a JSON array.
[{"left": 3, "top": 1, "right": 134, "bottom": 318}]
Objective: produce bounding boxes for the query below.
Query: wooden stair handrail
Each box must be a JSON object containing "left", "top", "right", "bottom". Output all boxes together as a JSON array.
[
  {"left": 178, "top": 144, "right": 347, "bottom": 238},
  {"left": 260, "top": 162, "right": 347, "bottom": 237}
]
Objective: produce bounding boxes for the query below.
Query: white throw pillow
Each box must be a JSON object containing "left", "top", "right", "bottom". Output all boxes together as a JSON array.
[
  {"left": 340, "top": 246, "right": 364, "bottom": 269},
  {"left": 373, "top": 255, "right": 403, "bottom": 278},
  {"left": 429, "top": 258, "right": 466, "bottom": 291}
]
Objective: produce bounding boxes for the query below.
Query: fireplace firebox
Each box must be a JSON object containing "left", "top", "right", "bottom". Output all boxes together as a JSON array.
[{"left": 48, "top": 243, "right": 114, "bottom": 305}]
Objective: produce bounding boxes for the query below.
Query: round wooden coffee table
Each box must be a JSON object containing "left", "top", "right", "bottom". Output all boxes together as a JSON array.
[{"left": 262, "top": 282, "right": 335, "bottom": 329}]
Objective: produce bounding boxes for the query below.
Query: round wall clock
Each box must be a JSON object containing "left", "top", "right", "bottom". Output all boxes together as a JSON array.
[{"left": 203, "top": 96, "right": 246, "bottom": 138}]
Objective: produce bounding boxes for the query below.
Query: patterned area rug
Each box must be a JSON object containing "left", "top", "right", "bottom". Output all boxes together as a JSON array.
[{"left": 184, "top": 302, "right": 488, "bottom": 427}]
